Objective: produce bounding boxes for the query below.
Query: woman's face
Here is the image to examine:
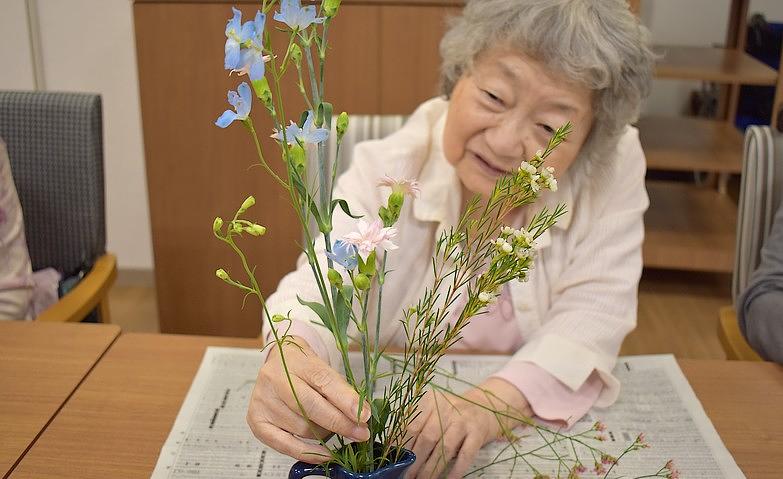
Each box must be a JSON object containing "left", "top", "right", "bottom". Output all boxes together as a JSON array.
[{"left": 443, "top": 46, "right": 594, "bottom": 197}]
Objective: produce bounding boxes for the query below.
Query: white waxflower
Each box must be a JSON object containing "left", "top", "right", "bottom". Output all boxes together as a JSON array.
[
  {"left": 530, "top": 175, "right": 541, "bottom": 192},
  {"left": 501, "top": 226, "right": 514, "bottom": 235},
  {"left": 518, "top": 161, "right": 537, "bottom": 175},
  {"left": 540, "top": 166, "right": 555, "bottom": 179},
  {"left": 544, "top": 176, "right": 558, "bottom": 191},
  {"left": 501, "top": 242, "right": 513, "bottom": 254},
  {"left": 478, "top": 291, "right": 493, "bottom": 303},
  {"left": 515, "top": 247, "right": 531, "bottom": 260}
]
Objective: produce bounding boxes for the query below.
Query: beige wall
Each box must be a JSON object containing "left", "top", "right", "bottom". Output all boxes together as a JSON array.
[{"left": 2, "top": 0, "right": 783, "bottom": 273}]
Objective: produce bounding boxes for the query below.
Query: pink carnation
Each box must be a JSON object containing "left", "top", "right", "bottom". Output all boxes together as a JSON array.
[
  {"left": 343, "top": 219, "right": 398, "bottom": 258},
  {"left": 377, "top": 175, "right": 421, "bottom": 198}
]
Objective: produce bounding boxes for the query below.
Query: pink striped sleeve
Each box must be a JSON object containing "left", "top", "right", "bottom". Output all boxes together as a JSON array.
[{"left": 490, "top": 360, "right": 603, "bottom": 429}]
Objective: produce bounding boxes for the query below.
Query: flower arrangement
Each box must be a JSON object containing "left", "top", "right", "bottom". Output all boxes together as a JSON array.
[{"left": 211, "top": 1, "right": 676, "bottom": 477}]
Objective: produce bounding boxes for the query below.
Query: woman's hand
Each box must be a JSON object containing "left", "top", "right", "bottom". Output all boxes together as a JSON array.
[
  {"left": 246, "top": 336, "right": 371, "bottom": 463},
  {"left": 405, "top": 378, "right": 533, "bottom": 479}
]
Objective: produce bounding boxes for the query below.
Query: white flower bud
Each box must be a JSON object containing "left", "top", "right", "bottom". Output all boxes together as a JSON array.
[
  {"left": 501, "top": 242, "right": 513, "bottom": 254},
  {"left": 518, "top": 161, "right": 537, "bottom": 175},
  {"left": 478, "top": 292, "right": 493, "bottom": 303}
]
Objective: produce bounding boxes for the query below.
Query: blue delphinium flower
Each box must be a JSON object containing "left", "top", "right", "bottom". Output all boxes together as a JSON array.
[
  {"left": 326, "top": 240, "right": 359, "bottom": 270},
  {"left": 224, "top": 7, "right": 254, "bottom": 72},
  {"left": 271, "top": 110, "right": 329, "bottom": 144},
  {"left": 215, "top": 82, "right": 252, "bottom": 128},
  {"left": 225, "top": 9, "right": 268, "bottom": 81},
  {"left": 274, "top": 0, "right": 325, "bottom": 31}
]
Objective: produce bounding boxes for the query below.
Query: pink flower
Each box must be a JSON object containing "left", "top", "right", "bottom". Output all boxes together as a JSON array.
[
  {"left": 665, "top": 460, "right": 680, "bottom": 479},
  {"left": 593, "top": 421, "right": 606, "bottom": 432},
  {"left": 593, "top": 461, "right": 606, "bottom": 475},
  {"left": 377, "top": 175, "right": 421, "bottom": 198},
  {"left": 343, "top": 219, "right": 398, "bottom": 258},
  {"left": 600, "top": 453, "right": 617, "bottom": 465}
]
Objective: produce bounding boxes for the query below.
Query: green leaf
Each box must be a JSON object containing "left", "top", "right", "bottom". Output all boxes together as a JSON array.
[
  {"left": 333, "top": 284, "right": 353, "bottom": 341},
  {"left": 332, "top": 198, "right": 363, "bottom": 219},
  {"left": 296, "top": 295, "right": 331, "bottom": 331}
]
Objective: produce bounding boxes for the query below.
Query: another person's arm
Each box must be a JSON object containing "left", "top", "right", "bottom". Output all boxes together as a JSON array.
[
  {"left": 0, "top": 140, "right": 33, "bottom": 320},
  {"left": 738, "top": 203, "right": 783, "bottom": 363}
]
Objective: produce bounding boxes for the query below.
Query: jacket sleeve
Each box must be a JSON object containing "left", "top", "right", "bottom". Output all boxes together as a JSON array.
[
  {"left": 738, "top": 202, "right": 783, "bottom": 363},
  {"left": 505, "top": 128, "right": 649, "bottom": 409}
]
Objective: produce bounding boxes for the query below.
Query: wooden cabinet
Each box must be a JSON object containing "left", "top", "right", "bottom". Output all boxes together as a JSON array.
[{"left": 133, "top": 1, "right": 460, "bottom": 335}]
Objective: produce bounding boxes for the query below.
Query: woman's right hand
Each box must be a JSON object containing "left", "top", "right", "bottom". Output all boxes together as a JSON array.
[{"left": 246, "top": 336, "right": 372, "bottom": 463}]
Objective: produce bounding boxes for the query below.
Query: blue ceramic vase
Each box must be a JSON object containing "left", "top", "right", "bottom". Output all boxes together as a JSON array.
[{"left": 288, "top": 447, "right": 416, "bottom": 479}]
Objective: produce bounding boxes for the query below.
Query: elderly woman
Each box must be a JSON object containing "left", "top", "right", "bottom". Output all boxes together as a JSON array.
[{"left": 247, "top": 0, "right": 655, "bottom": 477}]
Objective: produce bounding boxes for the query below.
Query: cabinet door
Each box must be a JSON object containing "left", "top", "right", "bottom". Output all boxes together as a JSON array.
[
  {"left": 134, "top": 3, "right": 379, "bottom": 336},
  {"left": 379, "top": 6, "right": 462, "bottom": 114}
]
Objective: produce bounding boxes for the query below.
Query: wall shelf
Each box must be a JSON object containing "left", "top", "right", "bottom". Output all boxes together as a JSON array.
[
  {"left": 643, "top": 181, "right": 737, "bottom": 272},
  {"left": 654, "top": 45, "right": 778, "bottom": 85},
  {"left": 638, "top": 116, "right": 744, "bottom": 173}
]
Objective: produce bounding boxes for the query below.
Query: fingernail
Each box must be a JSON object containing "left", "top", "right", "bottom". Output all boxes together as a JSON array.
[{"left": 351, "top": 425, "right": 370, "bottom": 441}]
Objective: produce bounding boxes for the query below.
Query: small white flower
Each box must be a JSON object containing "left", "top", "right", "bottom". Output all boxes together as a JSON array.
[
  {"left": 530, "top": 176, "right": 541, "bottom": 192},
  {"left": 540, "top": 166, "right": 555, "bottom": 179},
  {"left": 535, "top": 149, "right": 544, "bottom": 159},
  {"left": 514, "top": 228, "right": 535, "bottom": 247},
  {"left": 478, "top": 292, "right": 493, "bottom": 303},
  {"left": 495, "top": 238, "right": 506, "bottom": 248},
  {"left": 501, "top": 226, "right": 514, "bottom": 235},
  {"left": 544, "top": 176, "right": 558, "bottom": 191},
  {"left": 515, "top": 247, "right": 531, "bottom": 260},
  {"left": 519, "top": 161, "right": 537, "bottom": 175},
  {"left": 501, "top": 242, "right": 513, "bottom": 254}
]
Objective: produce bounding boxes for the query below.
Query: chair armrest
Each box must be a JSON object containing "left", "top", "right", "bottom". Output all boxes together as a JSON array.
[
  {"left": 36, "top": 253, "right": 118, "bottom": 323},
  {"left": 717, "top": 306, "right": 763, "bottom": 361}
]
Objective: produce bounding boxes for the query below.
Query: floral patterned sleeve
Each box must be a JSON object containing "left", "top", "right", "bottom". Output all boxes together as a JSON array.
[{"left": 0, "top": 139, "right": 34, "bottom": 320}]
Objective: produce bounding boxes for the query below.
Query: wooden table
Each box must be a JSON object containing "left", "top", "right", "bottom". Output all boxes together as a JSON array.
[
  {"left": 7, "top": 333, "right": 783, "bottom": 478},
  {"left": 0, "top": 321, "right": 120, "bottom": 477}
]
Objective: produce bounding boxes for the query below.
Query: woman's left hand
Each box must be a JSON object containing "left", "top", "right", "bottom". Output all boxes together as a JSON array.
[{"left": 405, "top": 377, "right": 533, "bottom": 479}]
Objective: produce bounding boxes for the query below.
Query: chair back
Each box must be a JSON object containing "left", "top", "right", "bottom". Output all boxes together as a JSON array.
[
  {"left": 734, "top": 126, "right": 783, "bottom": 303},
  {"left": 305, "top": 115, "right": 408, "bottom": 238},
  {"left": 0, "top": 91, "right": 105, "bottom": 277}
]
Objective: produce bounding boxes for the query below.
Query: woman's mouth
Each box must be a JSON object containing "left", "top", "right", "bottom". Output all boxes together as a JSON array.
[{"left": 472, "top": 152, "right": 510, "bottom": 177}]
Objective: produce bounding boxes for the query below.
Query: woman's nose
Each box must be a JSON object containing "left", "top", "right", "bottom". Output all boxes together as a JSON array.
[{"left": 484, "top": 121, "right": 528, "bottom": 161}]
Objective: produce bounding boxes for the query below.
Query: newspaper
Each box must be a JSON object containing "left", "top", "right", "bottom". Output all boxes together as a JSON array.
[{"left": 151, "top": 348, "right": 745, "bottom": 478}]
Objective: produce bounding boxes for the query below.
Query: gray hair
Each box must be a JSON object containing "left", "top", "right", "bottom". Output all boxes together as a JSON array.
[{"left": 440, "top": 0, "right": 655, "bottom": 166}]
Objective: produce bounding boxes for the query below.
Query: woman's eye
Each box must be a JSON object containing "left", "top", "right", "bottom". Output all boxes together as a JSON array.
[
  {"left": 482, "top": 90, "right": 503, "bottom": 105},
  {"left": 539, "top": 124, "right": 555, "bottom": 134}
]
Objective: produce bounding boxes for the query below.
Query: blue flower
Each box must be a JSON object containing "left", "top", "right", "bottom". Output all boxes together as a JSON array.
[
  {"left": 224, "top": 9, "right": 269, "bottom": 81},
  {"left": 271, "top": 110, "right": 329, "bottom": 144},
  {"left": 224, "top": 7, "right": 254, "bottom": 71},
  {"left": 274, "top": 0, "right": 325, "bottom": 30},
  {"left": 326, "top": 240, "right": 359, "bottom": 270},
  {"left": 215, "top": 82, "right": 252, "bottom": 128}
]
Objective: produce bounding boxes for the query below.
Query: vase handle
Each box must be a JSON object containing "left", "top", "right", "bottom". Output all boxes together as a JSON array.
[{"left": 288, "top": 461, "right": 330, "bottom": 479}]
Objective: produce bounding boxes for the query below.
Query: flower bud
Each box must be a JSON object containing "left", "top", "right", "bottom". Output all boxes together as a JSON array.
[
  {"left": 248, "top": 224, "right": 267, "bottom": 236},
  {"left": 289, "top": 43, "right": 302, "bottom": 67},
  {"left": 478, "top": 291, "right": 493, "bottom": 303},
  {"left": 336, "top": 111, "right": 349, "bottom": 140},
  {"left": 327, "top": 268, "right": 343, "bottom": 286},
  {"left": 239, "top": 196, "right": 256, "bottom": 214},
  {"left": 252, "top": 77, "right": 273, "bottom": 109},
  {"left": 216, "top": 268, "right": 230, "bottom": 281},
  {"left": 213, "top": 217, "right": 223, "bottom": 234},
  {"left": 353, "top": 273, "right": 370, "bottom": 291},
  {"left": 289, "top": 143, "right": 306, "bottom": 176},
  {"left": 323, "top": 0, "right": 341, "bottom": 17},
  {"left": 271, "top": 313, "right": 286, "bottom": 323}
]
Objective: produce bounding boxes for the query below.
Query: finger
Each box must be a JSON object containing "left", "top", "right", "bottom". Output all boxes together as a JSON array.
[
  {"left": 418, "top": 423, "right": 465, "bottom": 479},
  {"left": 408, "top": 412, "right": 443, "bottom": 477},
  {"left": 304, "top": 363, "right": 372, "bottom": 423},
  {"left": 279, "top": 377, "right": 370, "bottom": 442},
  {"left": 261, "top": 393, "right": 330, "bottom": 439},
  {"left": 248, "top": 421, "right": 332, "bottom": 464},
  {"left": 447, "top": 432, "right": 484, "bottom": 479}
]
